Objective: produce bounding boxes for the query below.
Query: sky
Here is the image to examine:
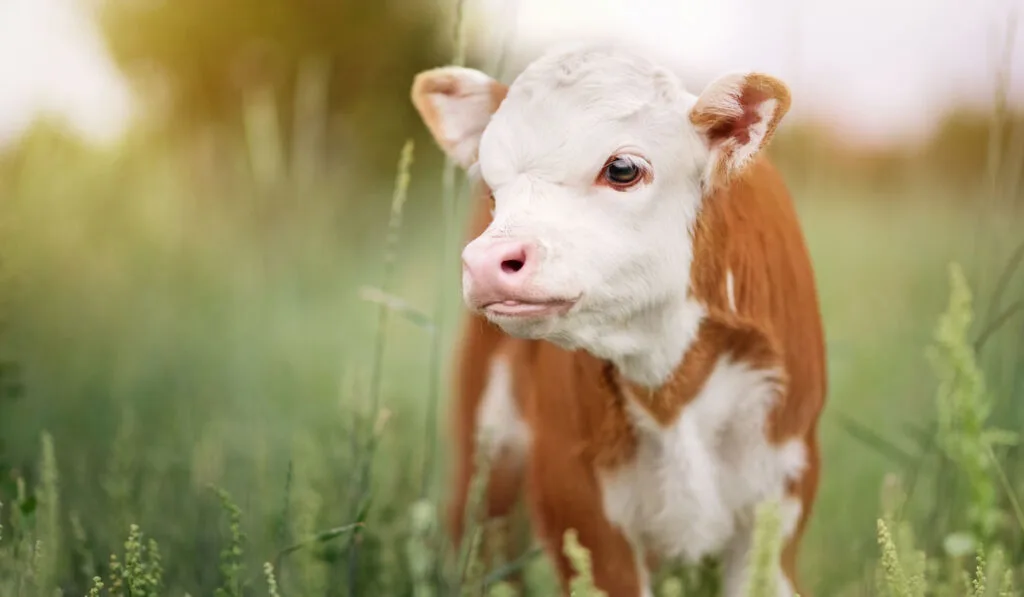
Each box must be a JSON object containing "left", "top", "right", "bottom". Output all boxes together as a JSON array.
[
  {"left": 0, "top": 0, "right": 132, "bottom": 145},
  {"left": 476, "top": 0, "right": 1024, "bottom": 145},
  {"left": 0, "top": 0, "right": 1021, "bottom": 148}
]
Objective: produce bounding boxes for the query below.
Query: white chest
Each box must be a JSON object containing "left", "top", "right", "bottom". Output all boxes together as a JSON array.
[{"left": 597, "top": 355, "right": 807, "bottom": 564}]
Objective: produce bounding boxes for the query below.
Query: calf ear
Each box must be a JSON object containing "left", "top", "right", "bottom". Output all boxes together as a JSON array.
[
  {"left": 411, "top": 67, "right": 509, "bottom": 169},
  {"left": 690, "top": 72, "right": 791, "bottom": 191}
]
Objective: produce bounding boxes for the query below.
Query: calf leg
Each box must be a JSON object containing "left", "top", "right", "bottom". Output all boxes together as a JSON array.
[
  {"left": 526, "top": 437, "right": 647, "bottom": 597},
  {"left": 447, "top": 342, "right": 530, "bottom": 581},
  {"left": 721, "top": 514, "right": 796, "bottom": 597},
  {"left": 447, "top": 447, "right": 525, "bottom": 542},
  {"left": 721, "top": 436, "right": 819, "bottom": 597},
  {"left": 780, "top": 430, "right": 821, "bottom": 597}
]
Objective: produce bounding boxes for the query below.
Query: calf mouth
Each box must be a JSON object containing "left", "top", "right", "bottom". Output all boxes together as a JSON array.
[{"left": 481, "top": 298, "right": 578, "bottom": 319}]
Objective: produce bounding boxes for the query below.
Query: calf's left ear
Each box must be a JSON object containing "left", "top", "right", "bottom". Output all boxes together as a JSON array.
[
  {"left": 411, "top": 67, "right": 509, "bottom": 169},
  {"left": 690, "top": 72, "right": 791, "bottom": 191}
]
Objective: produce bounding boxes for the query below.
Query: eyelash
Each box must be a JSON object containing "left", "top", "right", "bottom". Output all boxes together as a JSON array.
[
  {"left": 482, "top": 154, "right": 651, "bottom": 207},
  {"left": 598, "top": 154, "right": 652, "bottom": 190}
]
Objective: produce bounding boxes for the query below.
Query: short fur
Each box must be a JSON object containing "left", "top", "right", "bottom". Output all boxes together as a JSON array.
[{"left": 412, "top": 43, "right": 826, "bottom": 597}]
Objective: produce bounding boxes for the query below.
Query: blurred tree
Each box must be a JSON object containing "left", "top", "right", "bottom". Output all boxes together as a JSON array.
[
  {"left": 770, "top": 110, "right": 1024, "bottom": 200},
  {"left": 93, "top": 0, "right": 457, "bottom": 179},
  {"left": 920, "top": 109, "right": 1024, "bottom": 194}
]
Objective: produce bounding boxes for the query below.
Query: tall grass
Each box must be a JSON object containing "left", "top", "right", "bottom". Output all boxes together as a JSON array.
[
  {"left": 0, "top": 2, "right": 1022, "bottom": 597},
  {"left": 0, "top": 123, "right": 1020, "bottom": 597}
]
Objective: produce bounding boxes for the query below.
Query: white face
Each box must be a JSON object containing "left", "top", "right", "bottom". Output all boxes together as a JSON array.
[
  {"left": 411, "top": 44, "right": 790, "bottom": 376},
  {"left": 465, "top": 48, "right": 705, "bottom": 355}
]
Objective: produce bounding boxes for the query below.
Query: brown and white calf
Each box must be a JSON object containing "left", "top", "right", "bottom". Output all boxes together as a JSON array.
[{"left": 411, "top": 43, "right": 827, "bottom": 597}]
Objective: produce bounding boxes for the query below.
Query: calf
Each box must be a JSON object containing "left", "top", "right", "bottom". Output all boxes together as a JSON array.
[{"left": 411, "top": 43, "right": 827, "bottom": 597}]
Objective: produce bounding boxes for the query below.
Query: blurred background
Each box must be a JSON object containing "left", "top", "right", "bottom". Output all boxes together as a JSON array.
[{"left": 0, "top": 0, "right": 1022, "bottom": 595}]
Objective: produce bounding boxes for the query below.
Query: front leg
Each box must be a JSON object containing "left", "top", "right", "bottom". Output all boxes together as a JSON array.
[
  {"left": 720, "top": 493, "right": 806, "bottom": 597},
  {"left": 447, "top": 323, "right": 530, "bottom": 578},
  {"left": 526, "top": 432, "right": 650, "bottom": 597}
]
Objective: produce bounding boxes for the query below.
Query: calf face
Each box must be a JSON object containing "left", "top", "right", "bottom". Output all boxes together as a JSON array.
[{"left": 412, "top": 44, "right": 790, "bottom": 385}]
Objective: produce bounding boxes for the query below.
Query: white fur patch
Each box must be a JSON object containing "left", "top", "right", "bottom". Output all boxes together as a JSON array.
[
  {"left": 599, "top": 354, "right": 806, "bottom": 595},
  {"left": 719, "top": 493, "right": 804, "bottom": 597},
  {"left": 726, "top": 269, "right": 737, "bottom": 312},
  {"left": 779, "top": 494, "right": 804, "bottom": 541},
  {"left": 475, "top": 355, "right": 531, "bottom": 461},
  {"left": 728, "top": 98, "right": 778, "bottom": 173}
]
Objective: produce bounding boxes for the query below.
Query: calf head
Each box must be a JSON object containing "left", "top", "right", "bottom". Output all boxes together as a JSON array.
[{"left": 411, "top": 44, "right": 791, "bottom": 385}]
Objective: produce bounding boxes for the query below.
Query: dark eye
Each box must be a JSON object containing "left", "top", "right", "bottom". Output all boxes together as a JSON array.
[{"left": 602, "top": 157, "right": 643, "bottom": 188}]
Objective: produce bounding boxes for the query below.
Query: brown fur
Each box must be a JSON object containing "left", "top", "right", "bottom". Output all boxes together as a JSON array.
[
  {"left": 691, "top": 74, "right": 792, "bottom": 192},
  {"left": 418, "top": 70, "right": 826, "bottom": 597}
]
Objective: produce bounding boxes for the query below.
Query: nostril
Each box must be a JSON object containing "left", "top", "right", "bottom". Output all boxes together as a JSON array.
[{"left": 501, "top": 259, "right": 525, "bottom": 274}]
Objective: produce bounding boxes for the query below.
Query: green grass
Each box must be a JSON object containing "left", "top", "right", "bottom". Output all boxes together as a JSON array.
[{"left": 0, "top": 97, "right": 1022, "bottom": 597}]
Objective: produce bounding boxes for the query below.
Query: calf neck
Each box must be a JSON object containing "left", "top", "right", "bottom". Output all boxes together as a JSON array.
[{"left": 411, "top": 43, "right": 827, "bottom": 597}]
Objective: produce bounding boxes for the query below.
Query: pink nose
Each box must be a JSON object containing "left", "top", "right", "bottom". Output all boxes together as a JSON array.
[{"left": 461, "top": 238, "right": 537, "bottom": 306}]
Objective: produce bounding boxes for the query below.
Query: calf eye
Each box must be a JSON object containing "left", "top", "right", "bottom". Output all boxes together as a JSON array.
[
  {"left": 606, "top": 158, "right": 639, "bottom": 183},
  {"left": 600, "top": 155, "right": 648, "bottom": 190}
]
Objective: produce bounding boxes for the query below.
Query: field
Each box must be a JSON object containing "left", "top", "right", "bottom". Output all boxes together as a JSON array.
[{"left": 1, "top": 74, "right": 1023, "bottom": 597}]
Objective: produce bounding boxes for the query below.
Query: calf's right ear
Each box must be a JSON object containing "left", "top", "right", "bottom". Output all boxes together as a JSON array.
[
  {"left": 410, "top": 67, "right": 508, "bottom": 169},
  {"left": 690, "top": 72, "right": 791, "bottom": 192}
]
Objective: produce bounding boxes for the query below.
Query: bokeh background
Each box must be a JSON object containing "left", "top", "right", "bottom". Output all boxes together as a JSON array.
[{"left": 0, "top": 0, "right": 1023, "bottom": 595}]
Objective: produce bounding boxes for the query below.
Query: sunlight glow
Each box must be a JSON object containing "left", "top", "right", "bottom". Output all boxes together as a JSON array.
[{"left": 0, "top": 0, "right": 1020, "bottom": 147}]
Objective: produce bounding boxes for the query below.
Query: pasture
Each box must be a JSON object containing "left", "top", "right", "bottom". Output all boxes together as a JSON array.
[{"left": 0, "top": 7, "right": 1023, "bottom": 595}]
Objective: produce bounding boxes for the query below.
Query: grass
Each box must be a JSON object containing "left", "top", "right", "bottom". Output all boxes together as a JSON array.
[
  {"left": 0, "top": 119, "right": 1020, "bottom": 596},
  {"left": 0, "top": 14, "right": 1023, "bottom": 596}
]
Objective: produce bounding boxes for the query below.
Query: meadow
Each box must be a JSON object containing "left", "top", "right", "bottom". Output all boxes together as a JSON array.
[{"left": 0, "top": 37, "right": 1023, "bottom": 597}]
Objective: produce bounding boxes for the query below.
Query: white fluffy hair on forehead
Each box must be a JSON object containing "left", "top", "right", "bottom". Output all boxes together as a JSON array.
[
  {"left": 470, "top": 43, "right": 701, "bottom": 191},
  {"left": 407, "top": 41, "right": 697, "bottom": 174},
  {"left": 509, "top": 41, "right": 686, "bottom": 110}
]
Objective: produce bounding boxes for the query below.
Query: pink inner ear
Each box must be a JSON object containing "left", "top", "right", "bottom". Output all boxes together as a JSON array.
[{"left": 704, "top": 86, "right": 772, "bottom": 147}]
